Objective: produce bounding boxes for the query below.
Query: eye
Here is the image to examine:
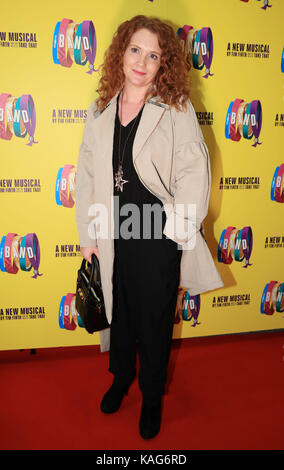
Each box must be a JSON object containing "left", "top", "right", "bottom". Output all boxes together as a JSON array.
[
  {"left": 130, "top": 46, "right": 139, "bottom": 54},
  {"left": 149, "top": 53, "right": 159, "bottom": 61}
]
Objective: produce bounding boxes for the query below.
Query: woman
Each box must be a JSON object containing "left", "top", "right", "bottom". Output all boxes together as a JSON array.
[{"left": 75, "top": 15, "right": 223, "bottom": 440}]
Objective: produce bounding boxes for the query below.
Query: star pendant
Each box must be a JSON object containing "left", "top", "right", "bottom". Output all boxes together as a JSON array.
[{"left": 114, "top": 166, "right": 128, "bottom": 192}]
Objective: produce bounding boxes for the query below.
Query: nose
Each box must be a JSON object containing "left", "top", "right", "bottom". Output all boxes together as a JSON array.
[{"left": 137, "top": 53, "right": 147, "bottom": 66}]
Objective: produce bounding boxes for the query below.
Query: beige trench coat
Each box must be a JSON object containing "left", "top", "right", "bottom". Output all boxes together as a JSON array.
[{"left": 75, "top": 92, "right": 224, "bottom": 352}]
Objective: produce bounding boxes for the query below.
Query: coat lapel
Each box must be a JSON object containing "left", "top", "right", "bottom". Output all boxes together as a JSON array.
[
  {"left": 133, "top": 100, "right": 167, "bottom": 162},
  {"left": 92, "top": 93, "right": 167, "bottom": 169},
  {"left": 92, "top": 93, "right": 118, "bottom": 160}
]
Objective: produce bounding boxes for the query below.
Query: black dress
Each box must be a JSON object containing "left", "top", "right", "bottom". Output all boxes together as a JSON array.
[{"left": 109, "top": 95, "right": 182, "bottom": 401}]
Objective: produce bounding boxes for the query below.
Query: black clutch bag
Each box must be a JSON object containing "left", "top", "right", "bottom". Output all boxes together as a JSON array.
[{"left": 75, "top": 253, "right": 109, "bottom": 334}]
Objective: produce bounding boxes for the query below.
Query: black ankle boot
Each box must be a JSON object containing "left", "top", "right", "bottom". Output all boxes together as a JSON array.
[
  {"left": 100, "top": 375, "right": 135, "bottom": 414},
  {"left": 139, "top": 397, "right": 162, "bottom": 439}
]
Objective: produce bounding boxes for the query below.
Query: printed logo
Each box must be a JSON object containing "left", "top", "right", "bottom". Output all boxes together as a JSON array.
[
  {"left": 275, "top": 113, "right": 284, "bottom": 127},
  {"left": 55, "top": 243, "right": 81, "bottom": 258},
  {"left": 0, "top": 31, "right": 38, "bottom": 49},
  {"left": 218, "top": 226, "right": 253, "bottom": 268},
  {"left": 174, "top": 288, "right": 201, "bottom": 326},
  {"left": 196, "top": 110, "right": 214, "bottom": 126},
  {"left": 52, "top": 108, "right": 87, "bottom": 124},
  {"left": 225, "top": 99, "right": 262, "bottom": 147},
  {"left": 264, "top": 235, "right": 284, "bottom": 248},
  {"left": 52, "top": 19, "right": 98, "bottom": 74},
  {"left": 0, "top": 232, "right": 42, "bottom": 278},
  {"left": 181, "top": 290, "right": 201, "bottom": 327},
  {"left": 59, "top": 293, "right": 84, "bottom": 330},
  {"left": 226, "top": 42, "right": 270, "bottom": 60},
  {"left": 177, "top": 25, "right": 213, "bottom": 79},
  {"left": 260, "top": 281, "right": 284, "bottom": 315},
  {"left": 55, "top": 165, "right": 76, "bottom": 208},
  {"left": 0, "top": 178, "right": 41, "bottom": 194},
  {"left": 212, "top": 293, "right": 250, "bottom": 308},
  {"left": 0, "top": 93, "right": 37, "bottom": 145},
  {"left": 271, "top": 164, "right": 284, "bottom": 203},
  {"left": 0, "top": 305, "right": 46, "bottom": 322},
  {"left": 240, "top": 0, "right": 272, "bottom": 10},
  {"left": 219, "top": 176, "right": 260, "bottom": 191}
]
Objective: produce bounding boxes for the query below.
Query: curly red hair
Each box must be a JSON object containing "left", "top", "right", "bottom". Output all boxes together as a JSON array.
[{"left": 96, "top": 15, "right": 191, "bottom": 111}]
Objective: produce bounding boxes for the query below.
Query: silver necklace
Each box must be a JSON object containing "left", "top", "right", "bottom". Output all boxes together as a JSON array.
[{"left": 114, "top": 92, "right": 143, "bottom": 192}]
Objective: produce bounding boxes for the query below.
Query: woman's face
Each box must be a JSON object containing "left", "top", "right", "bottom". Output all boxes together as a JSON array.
[{"left": 123, "top": 28, "right": 162, "bottom": 91}]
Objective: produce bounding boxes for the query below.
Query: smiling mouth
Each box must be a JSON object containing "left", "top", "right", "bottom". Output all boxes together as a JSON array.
[{"left": 133, "top": 69, "right": 146, "bottom": 75}]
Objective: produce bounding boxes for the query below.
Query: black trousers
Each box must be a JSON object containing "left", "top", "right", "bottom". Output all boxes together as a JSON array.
[{"left": 109, "top": 235, "right": 182, "bottom": 402}]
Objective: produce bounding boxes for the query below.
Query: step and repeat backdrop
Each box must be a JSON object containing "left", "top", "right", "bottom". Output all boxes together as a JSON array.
[{"left": 0, "top": 0, "right": 283, "bottom": 351}]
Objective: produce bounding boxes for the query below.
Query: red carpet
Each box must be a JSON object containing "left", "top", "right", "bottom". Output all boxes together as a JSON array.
[{"left": 0, "top": 331, "right": 283, "bottom": 450}]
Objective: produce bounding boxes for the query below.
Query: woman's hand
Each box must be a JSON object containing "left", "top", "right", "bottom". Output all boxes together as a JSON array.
[{"left": 81, "top": 246, "right": 99, "bottom": 264}]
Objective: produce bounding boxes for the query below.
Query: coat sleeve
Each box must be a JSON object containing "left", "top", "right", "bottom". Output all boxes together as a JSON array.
[
  {"left": 162, "top": 100, "right": 211, "bottom": 248},
  {"left": 75, "top": 101, "right": 98, "bottom": 248}
]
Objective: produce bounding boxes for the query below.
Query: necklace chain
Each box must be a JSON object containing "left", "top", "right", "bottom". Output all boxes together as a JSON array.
[{"left": 114, "top": 90, "right": 143, "bottom": 192}]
